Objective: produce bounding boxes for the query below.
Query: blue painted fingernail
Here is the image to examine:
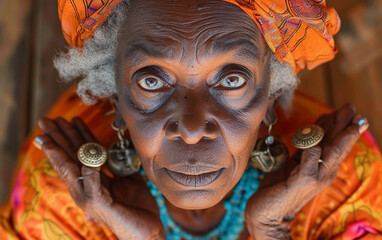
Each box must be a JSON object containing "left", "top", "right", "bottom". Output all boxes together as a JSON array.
[
  {"left": 33, "top": 136, "right": 44, "bottom": 150},
  {"left": 358, "top": 119, "right": 369, "bottom": 134},
  {"left": 34, "top": 136, "right": 44, "bottom": 145}
]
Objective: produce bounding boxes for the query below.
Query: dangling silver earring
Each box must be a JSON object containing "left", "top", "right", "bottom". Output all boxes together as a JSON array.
[
  {"left": 249, "top": 113, "right": 289, "bottom": 172},
  {"left": 106, "top": 122, "right": 141, "bottom": 176}
]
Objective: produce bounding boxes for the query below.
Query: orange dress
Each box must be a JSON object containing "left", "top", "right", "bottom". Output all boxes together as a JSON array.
[{"left": 1, "top": 88, "right": 381, "bottom": 239}]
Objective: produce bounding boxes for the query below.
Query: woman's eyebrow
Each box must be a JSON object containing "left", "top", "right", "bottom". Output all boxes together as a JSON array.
[
  {"left": 124, "top": 39, "right": 259, "bottom": 65},
  {"left": 124, "top": 43, "right": 173, "bottom": 65},
  {"left": 212, "top": 39, "right": 260, "bottom": 61}
]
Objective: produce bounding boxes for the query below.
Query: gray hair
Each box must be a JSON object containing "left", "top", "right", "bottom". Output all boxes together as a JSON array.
[{"left": 54, "top": 0, "right": 298, "bottom": 109}]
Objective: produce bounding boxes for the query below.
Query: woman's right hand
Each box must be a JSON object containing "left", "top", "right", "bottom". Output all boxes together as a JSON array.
[{"left": 34, "top": 117, "right": 165, "bottom": 240}]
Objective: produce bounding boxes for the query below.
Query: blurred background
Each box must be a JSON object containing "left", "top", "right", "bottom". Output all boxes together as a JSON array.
[{"left": 0, "top": 0, "right": 381, "bottom": 204}]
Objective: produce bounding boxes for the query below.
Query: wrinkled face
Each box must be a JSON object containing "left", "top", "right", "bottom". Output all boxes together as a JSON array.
[{"left": 115, "top": 0, "right": 271, "bottom": 209}]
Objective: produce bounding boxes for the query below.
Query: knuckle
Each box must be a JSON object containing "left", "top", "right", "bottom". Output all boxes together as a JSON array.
[
  {"left": 57, "top": 164, "right": 71, "bottom": 177},
  {"left": 326, "top": 145, "right": 343, "bottom": 159},
  {"left": 311, "top": 145, "right": 322, "bottom": 154},
  {"left": 82, "top": 166, "right": 99, "bottom": 178},
  {"left": 67, "top": 145, "right": 78, "bottom": 154},
  {"left": 308, "top": 146, "right": 322, "bottom": 158},
  {"left": 333, "top": 146, "right": 343, "bottom": 159},
  {"left": 349, "top": 125, "right": 361, "bottom": 137},
  {"left": 64, "top": 125, "right": 78, "bottom": 135},
  {"left": 82, "top": 183, "right": 97, "bottom": 199},
  {"left": 41, "top": 141, "right": 56, "bottom": 152},
  {"left": 299, "top": 171, "right": 319, "bottom": 185},
  {"left": 44, "top": 128, "right": 61, "bottom": 136},
  {"left": 57, "top": 164, "right": 76, "bottom": 181},
  {"left": 301, "top": 165, "right": 318, "bottom": 180}
]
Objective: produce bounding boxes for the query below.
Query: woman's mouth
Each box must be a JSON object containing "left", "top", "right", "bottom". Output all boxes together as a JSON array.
[{"left": 165, "top": 168, "right": 224, "bottom": 187}]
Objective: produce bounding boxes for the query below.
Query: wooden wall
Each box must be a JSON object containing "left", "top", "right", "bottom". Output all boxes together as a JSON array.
[
  {"left": 0, "top": 0, "right": 381, "bottom": 203},
  {"left": 0, "top": 0, "right": 68, "bottom": 203}
]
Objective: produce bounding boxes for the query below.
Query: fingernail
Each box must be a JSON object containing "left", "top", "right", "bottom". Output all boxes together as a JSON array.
[
  {"left": 33, "top": 136, "right": 44, "bottom": 150},
  {"left": 358, "top": 119, "right": 366, "bottom": 126},
  {"left": 37, "top": 119, "right": 45, "bottom": 131},
  {"left": 358, "top": 118, "right": 369, "bottom": 134}
]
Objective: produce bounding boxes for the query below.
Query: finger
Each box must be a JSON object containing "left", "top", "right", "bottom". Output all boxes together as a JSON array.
[
  {"left": 33, "top": 135, "right": 44, "bottom": 150},
  {"left": 322, "top": 104, "right": 356, "bottom": 146},
  {"left": 55, "top": 117, "right": 86, "bottom": 149},
  {"left": 81, "top": 166, "right": 111, "bottom": 205},
  {"left": 71, "top": 117, "right": 97, "bottom": 143},
  {"left": 352, "top": 114, "right": 369, "bottom": 134},
  {"left": 315, "top": 113, "right": 333, "bottom": 133},
  {"left": 299, "top": 146, "right": 322, "bottom": 179},
  {"left": 39, "top": 134, "right": 84, "bottom": 202},
  {"left": 322, "top": 115, "right": 369, "bottom": 173},
  {"left": 38, "top": 118, "right": 78, "bottom": 161}
]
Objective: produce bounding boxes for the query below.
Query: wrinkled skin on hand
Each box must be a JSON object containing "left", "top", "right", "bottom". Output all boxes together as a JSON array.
[
  {"left": 36, "top": 117, "right": 165, "bottom": 240},
  {"left": 245, "top": 104, "right": 369, "bottom": 240}
]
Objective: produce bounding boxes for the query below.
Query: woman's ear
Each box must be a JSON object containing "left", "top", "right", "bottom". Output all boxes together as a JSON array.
[
  {"left": 262, "top": 98, "right": 277, "bottom": 126},
  {"left": 109, "top": 96, "right": 127, "bottom": 129}
]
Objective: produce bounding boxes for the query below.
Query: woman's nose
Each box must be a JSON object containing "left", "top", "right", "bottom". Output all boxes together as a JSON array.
[{"left": 165, "top": 114, "right": 219, "bottom": 144}]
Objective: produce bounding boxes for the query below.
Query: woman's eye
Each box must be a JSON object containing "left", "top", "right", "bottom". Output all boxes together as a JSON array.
[
  {"left": 219, "top": 75, "right": 246, "bottom": 89},
  {"left": 137, "top": 76, "right": 164, "bottom": 90}
]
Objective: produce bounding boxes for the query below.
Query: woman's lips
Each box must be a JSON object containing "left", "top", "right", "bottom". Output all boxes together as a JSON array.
[{"left": 165, "top": 168, "right": 224, "bottom": 187}]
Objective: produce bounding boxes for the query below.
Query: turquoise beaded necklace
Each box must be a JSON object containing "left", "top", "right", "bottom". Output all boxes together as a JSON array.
[{"left": 140, "top": 166, "right": 263, "bottom": 240}]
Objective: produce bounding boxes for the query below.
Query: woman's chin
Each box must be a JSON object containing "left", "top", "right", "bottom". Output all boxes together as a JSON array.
[
  {"left": 163, "top": 188, "right": 228, "bottom": 210},
  {"left": 152, "top": 167, "right": 235, "bottom": 209}
]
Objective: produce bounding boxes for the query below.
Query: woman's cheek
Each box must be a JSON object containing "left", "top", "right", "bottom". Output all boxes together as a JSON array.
[
  {"left": 118, "top": 101, "right": 165, "bottom": 158},
  {"left": 130, "top": 86, "right": 171, "bottom": 113},
  {"left": 216, "top": 99, "right": 264, "bottom": 158},
  {"left": 210, "top": 81, "right": 258, "bottom": 110},
  {"left": 225, "top": 123, "right": 258, "bottom": 156}
]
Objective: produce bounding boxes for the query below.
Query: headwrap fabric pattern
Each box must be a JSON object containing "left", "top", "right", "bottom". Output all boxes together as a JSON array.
[
  {"left": 58, "top": 0, "right": 341, "bottom": 73},
  {"left": 223, "top": 0, "right": 341, "bottom": 72},
  {"left": 58, "top": 0, "right": 122, "bottom": 48}
]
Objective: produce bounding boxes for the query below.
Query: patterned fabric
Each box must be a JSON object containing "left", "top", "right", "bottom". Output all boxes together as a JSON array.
[
  {"left": 0, "top": 88, "right": 381, "bottom": 239},
  {"left": 223, "top": 0, "right": 340, "bottom": 72},
  {"left": 58, "top": 0, "right": 121, "bottom": 48},
  {"left": 58, "top": 0, "right": 340, "bottom": 73}
]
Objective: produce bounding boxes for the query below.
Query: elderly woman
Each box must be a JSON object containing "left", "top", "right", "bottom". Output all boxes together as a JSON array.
[{"left": 1, "top": 0, "right": 382, "bottom": 239}]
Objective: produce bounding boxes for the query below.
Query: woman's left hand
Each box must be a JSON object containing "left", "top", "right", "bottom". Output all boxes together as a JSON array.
[
  {"left": 35, "top": 117, "right": 165, "bottom": 239},
  {"left": 245, "top": 104, "right": 369, "bottom": 239}
]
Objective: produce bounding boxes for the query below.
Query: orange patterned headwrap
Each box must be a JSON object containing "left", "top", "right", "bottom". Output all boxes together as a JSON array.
[{"left": 58, "top": 0, "right": 341, "bottom": 73}]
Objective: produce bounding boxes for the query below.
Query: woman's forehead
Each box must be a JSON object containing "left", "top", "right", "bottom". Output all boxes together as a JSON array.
[{"left": 118, "top": 0, "right": 265, "bottom": 63}]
